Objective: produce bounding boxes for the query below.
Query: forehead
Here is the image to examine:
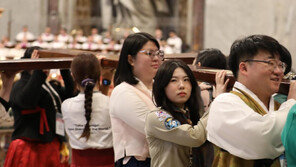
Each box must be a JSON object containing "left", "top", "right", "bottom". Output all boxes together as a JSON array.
[
  {"left": 254, "top": 50, "right": 280, "bottom": 60},
  {"left": 141, "top": 41, "right": 158, "bottom": 50},
  {"left": 172, "top": 67, "right": 187, "bottom": 77}
]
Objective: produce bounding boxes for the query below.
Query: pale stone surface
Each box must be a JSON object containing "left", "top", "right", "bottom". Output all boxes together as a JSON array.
[
  {"left": 0, "top": 0, "right": 47, "bottom": 41},
  {"left": 205, "top": 0, "right": 296, "bottom": 69}
]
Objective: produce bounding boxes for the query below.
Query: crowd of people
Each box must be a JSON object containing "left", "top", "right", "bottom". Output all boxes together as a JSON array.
[
  {"left": 0, "top": 26, "right": 184, "bottom": 60},
  {"left": 0, "top": 31, "right": 296, "bottom": 167}
]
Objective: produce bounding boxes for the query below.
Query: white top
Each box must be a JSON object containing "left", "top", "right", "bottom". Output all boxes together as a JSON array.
[
  {"left": 109, "top": 81, "right": 154, "bottom": 161},
  {"left": 62, "top": 92, "right": 112, "bottom": 149},
  {"left": 166, "top": 36, "right": 182, "bottom": 53},
  {"left": 82, "top": 42, "right": 99, "bottom": 50},
  {"left": 16, "top": 31, "right": 35, "bottom": 41},
  {"left": 57, "top": 34, "right": 73, "bottom": 43},
  {"left": 92, "top": 34, "right": 102, "bottom": 43},
  {"left": 207, "top": 81, "right": 296, "bottom": 160},
  {"left": 41, "top": 33, "right": 54, "bottom": 42}
]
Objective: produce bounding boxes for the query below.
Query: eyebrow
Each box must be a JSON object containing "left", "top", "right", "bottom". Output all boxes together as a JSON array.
[{"left": 171, "top": 75, "right": 189, "bottom": 78}]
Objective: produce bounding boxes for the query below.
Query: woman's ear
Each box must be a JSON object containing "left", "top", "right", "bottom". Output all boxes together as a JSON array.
[{"left": 128, "top": 55, "right": 134, "bottom": 66}]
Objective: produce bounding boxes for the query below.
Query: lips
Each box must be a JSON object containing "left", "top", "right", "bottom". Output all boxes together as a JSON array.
[
  {"left": 178, "top": 92, "right": 187, "bottom": 97},
  {"left": 151, "top": 64, "right": 159, "bottom": 69},
  {"left": 271, "top": 78, "right": 280, "bottom": 82}
]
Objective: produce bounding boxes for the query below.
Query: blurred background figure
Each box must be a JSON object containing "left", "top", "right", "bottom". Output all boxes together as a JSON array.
[
  {"left": 40, "top": 27, "right": 54, "bottom": 43},
  {"left": 91, "top": 28, "right": 102, "bottom": 43},
  {"left": 166, "top": 30, "right": 182, "bottom": 54},
  {"left": 15, "top": 25, "right": 35, "bottom": 43}
]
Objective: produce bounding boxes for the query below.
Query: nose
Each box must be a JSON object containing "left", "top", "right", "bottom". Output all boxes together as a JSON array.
[
  {"left": 273, "top": 67, "right": 284, "bottom": 77},
  {"left": 179, "top": 80, "right": 185, "bottom": 89},
  {"left": 151, "top": 54, "right": 159, "bottom": 61}
]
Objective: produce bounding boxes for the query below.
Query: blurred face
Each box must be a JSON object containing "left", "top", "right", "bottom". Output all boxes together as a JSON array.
[
  {"left": 91, "top": 28, "right": 98, "bottom": 35},
  {"left": 23, "top": 27, "right": 28, "bottom": 32},
  {"left": 165, "top": 67, "right": 192, "bottom": 108},
  {"left": 45, "top": 27, "right": 51, "bottom": 33},
  {"left": 155, "top": 29, "right": 162, "bottom": 38},
  {"left": 243, "top": 51, "right": 285, "bottom": 96},
  {"left": 131, "top": 41, "right": 162, "bottom": 83},
  {"left": 169, "top": 32, "right": 175, "bottom": 38}
]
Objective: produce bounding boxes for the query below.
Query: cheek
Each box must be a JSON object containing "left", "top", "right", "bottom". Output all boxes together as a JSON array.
[{"left": 165, "top": 85, "right": 175, "bottom": 99}]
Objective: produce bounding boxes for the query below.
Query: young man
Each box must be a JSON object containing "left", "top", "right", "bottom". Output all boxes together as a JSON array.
[{"left": 206, "top": 35, "right": 296, "bottom": 166}]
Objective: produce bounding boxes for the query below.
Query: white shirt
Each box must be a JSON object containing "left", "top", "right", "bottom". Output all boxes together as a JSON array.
[
  {"left": 166, "top": 36, "right": 182, "bottom": 53},
  {"left": 207, "top": 81, "right": 296, "bottom": 160},
  {"left": 41, "top": 33, "right": 54, "bottom": 42},
  {"left": 92, "top": 34, "right": 102, "bottom": 43},
  {"left": 82, "top": 42, "right": 99, "bottom": 50},
  {"left": 16, "top": 31, "right": 35, "bottom": 41},
  {"left": 57, "top": 34, "right": 73, "bottom": 43},
  {"left": 62, "top": 92, "right": 112, "bottom": 149}
]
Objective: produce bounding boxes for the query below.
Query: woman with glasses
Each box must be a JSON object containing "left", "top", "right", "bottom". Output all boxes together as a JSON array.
[{"left": 109, "top": 32, "right": 163, "bottom": 166}]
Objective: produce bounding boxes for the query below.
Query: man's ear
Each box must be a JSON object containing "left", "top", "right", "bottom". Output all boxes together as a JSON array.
[
  {"left": 128, "top": 55, "right": 134, "bottom": 66},
  {"left": 238, "top": 62, "right": 248, "bottom": 76}
]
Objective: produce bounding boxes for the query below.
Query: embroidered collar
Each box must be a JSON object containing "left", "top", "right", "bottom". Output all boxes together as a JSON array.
[{"left": 233, "top": 82, "right": 275, "bottom": 112}]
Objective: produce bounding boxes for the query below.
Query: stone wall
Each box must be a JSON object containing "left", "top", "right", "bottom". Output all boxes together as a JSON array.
[
  {"left": 0, "top": 0, "right": 47, "bottom": 41},
  {"left": 204, "top": 0, "right": 296, "bottom": 69}
]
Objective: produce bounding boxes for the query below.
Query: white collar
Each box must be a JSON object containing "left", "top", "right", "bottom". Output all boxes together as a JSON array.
[{"left": 233, "top": 81, "right": 275, "bottom": 112}]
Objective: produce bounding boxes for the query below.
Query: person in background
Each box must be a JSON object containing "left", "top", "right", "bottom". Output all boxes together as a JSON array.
[
  {"left": 0, "top": 70, "right": 19, "bottom": 126},
  {"left": 15, "top": 25, "right": 35, "bottom": 43},
  {"left": 109, "top": 32, "right": 163, "bottom": 167},
  {"left": 193, "top": 48, "right": 229, "bottom": 111},
  {"left": 145, "top": 59, "right": 208, "bottom": 167},
  {"left": 40, "top": 27, "right": 54, "bottom": 43},
  {"left": 4, "top": 46, "right": 75, "bottom": 167},
  {"left": 207, "top": 35, "right": 296, "bottom": 167},
  {"left": 166, "top": 30, "right": 182, "bottom": 53},
  {"left": 91, "top": 28, "right": 103, "bottom": 43},
  {"left": 62, "top": 53, "right": 114, "bottom": 167},
  {"left": 57, "top": 27, "right": 73, "bottom": 44}
]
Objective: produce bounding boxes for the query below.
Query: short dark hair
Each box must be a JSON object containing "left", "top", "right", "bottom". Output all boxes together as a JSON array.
[
  {"left": 114, "top": 32, "right": 160, "bottom": 86},
  {"left": 196, "top": 48, "right": 227, "bottom": 69},
  {"left": 228, "top": 35, "right": 290, "bottom": 78},
  {"left": 153, "top": 59, "right": 202, "bottom": 125}
]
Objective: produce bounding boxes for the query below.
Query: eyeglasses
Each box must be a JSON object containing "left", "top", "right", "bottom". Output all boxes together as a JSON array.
[
  {"left": 138, "top": 50, "right": 164, "bottom": 60},
  {"left": 244, "top": 59, "right": 287, "bottom": 72}
]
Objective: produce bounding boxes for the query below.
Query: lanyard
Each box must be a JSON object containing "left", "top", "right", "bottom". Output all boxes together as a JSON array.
[{"left": 42, "top": 81, "right": 62, "bottom": 112}]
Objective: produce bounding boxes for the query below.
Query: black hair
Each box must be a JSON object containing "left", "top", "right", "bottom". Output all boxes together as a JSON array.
[
  {"left": 153, "top": 59, "right": 202, "bottom": 125},
  {"left": 278, "top": 44, "right": 292, "bottom": 74},
  {"left": 196, "top": 48, "right": 227, "bottom": 69},
  {"left": 114, "top": 32, "right": 160, "bottom": 86},
  {"left": 71, "top": 53, "right": 100, "bottom": 140},
  {"left": 229, "top": 35, "right": 291, "bottom": 78},
  {"left": 22, "top": 46, "right": 43, "bottom": 59}
]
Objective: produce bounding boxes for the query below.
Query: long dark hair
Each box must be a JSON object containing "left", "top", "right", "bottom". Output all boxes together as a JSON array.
[
  {"left": 71, "top": 53, "right": 100, "bottom": 140},
  {"left": 153, "top": 59, "right": 202, "bottom": 125},
  {"left": 114, "top": 32, "right": 159, "bottom": 86}
]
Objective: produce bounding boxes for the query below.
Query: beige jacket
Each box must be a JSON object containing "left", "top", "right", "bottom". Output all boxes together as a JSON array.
[{"left": 145, "top": 109, "right": 208, "bottom": 167}]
